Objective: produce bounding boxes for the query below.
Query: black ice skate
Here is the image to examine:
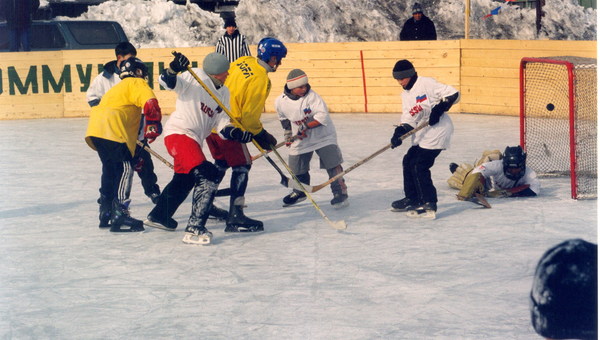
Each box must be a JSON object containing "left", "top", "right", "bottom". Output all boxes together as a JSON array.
[
  {"left": 208, "top": 204, "right": 229, "bottom": 221},
  {"left": 144, "top": 214, "right": 178, "bottom": 231},
  {"left": 282, "top": 191, "right": 307, "bottom": 207},
  {"left": 391, "top": 197, "right": 418, "bottom": 212},
  {"left": 110, "top": 199, "right": 144, "bottom": 232},
  {"left": 98, "top": 195, "right": 112, "bottom": 229},
  {"left": 406, "top": 202, "right": 437, "bottom": 219},
  {"left": 330, "top": 193, "right": 349, "bottom": 209},
  {"left": 182, "top": 225, "right": 213, "bottom": 245},
  {"left": 225, "top": 197, "right": 263, "bottom": 232},
  {"left": 449, "top": 162, "right": 459, "bottom": 174}
]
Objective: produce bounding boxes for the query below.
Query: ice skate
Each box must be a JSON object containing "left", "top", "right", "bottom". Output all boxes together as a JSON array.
[
  {"left": 208, "top": 204, "right": 229, "bottom": 221},
  {"left": 182, "top": 225, "right": 212, "bottom": 245},
  {"left": 330, "top": 193, "right": 349, "bottom": 209},
  {"left": 110, "top": 199, "right": 144, "bottom": 232},
  {"left": 98, "top": 195, "right": 111, "bottom": 229},
  {"left": 391, "top": 197, "right": 418, "bottom": 212},
  {"left": 282, "top": 191, "right": 306, "bottom": 207},
  {"left": 144, "top": 214, "right": 177, "bottom": 231},
  {"left": 406, "top": 202, "right": 437, "bottom": 220},
  {"left": 225, "top": 197, "right": 263, "bottom": 232}
]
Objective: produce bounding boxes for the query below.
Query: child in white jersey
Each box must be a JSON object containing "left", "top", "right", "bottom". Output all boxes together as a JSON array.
[{"left": 275, "top": 69, "right": 348, "bottom": 209}]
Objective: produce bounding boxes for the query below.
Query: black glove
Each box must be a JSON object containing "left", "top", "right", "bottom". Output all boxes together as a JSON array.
[
  {"left": 169, "top": 52, "right": 190, "bottom": 73},
  {"left": 429, "top": 104, "right": 445, "bottom": 126},
  {"left": 390, "top": 124, "right": 413, "bottom": 149},
  {"left": 221, "top": 126, "right": 253, "bottom": 143},
  {"left": 253, "top": 129, "right": 277, "bottom": 151}
]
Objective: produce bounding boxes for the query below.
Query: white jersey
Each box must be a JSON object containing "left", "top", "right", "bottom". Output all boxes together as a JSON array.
[
  {"left": 473, "top": 160, "right": 541, "bottom": 194},
  {"left": 86, "top": 61, "right": 121, "bottom": 107},
  {"left": 275, "top": 89, "right": 338, "bottom": 156},
  {"left": 159, "top": 68, "right": 230, "bottom": 146},
  {"left": 400, "top": 76, "right": 460, "bottom": 150}
]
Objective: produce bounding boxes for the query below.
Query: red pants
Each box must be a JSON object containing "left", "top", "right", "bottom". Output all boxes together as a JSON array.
[
  {"left": 205, "top": 133, "right": 251, "bottom": 167},
  {"left": 164, "top": 134, "right": 207, "bottom": 174}
]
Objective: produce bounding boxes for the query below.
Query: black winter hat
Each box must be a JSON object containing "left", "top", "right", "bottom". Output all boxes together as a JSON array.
[
  {"left": 392, "top": 59, "right": 416, "bottom": 79},
  {"left": 412, "top": 3, "right": 423, "bottom": 14},
  {"left": 223, "top": 18, "right": 236, "bottom": 28},
  {"left": 530, "top": 238, "right": 598, "bottom": 340}
]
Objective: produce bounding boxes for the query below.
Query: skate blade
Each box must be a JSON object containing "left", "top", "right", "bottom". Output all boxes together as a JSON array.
[
  {"left": 182, "top": 233, "right": 212, "bottom": 245},
  {"left": 331, "top": 200, "right": 349, "bottom": 210},
  {"left": 109, "top": 226, "right": 145, "bottom": 233},
  {"left": 406, "top": 210, "right": 436, "bottom": 220},
  {"left": 143, "top": 219, "right": 176, "bottom": 231}
]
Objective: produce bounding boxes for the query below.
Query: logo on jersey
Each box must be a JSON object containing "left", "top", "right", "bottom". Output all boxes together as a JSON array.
[
  {"left": 200, "top": 102, "right": 217, "bottom": 117},
  {"left": 303, "top": 107, "right": 312, "bottom": 116},
  {"left": 409, "top": 105, "right": 423, "bottom": 116},
  {"left": 416, "top": 94, "right": 428, "bottom": 103}
]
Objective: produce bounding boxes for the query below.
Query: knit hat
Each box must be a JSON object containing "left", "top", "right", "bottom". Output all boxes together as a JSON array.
[
  {"left": 392, "top": 60, "right": 416, "bottom": 79},
  {"left": 530, "top": 239, "right": 598, "bottom": 340},
  {"left": 203, "top": 52, "right": 230, "bottom": 75},
  {"left": 223, "top": 18, "right": 236, "bottom": 28},
  {"left": 412, "top": 3, "right": 423, "bottom": 14},
  {"left": 286, "top": 69, "right": 309, "bottom": 89}
]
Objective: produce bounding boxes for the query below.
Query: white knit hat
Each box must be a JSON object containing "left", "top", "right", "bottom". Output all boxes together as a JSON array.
[
  {"left": 203, "top": 52, "right": 230, "bottom": 75},
  {"left": 286, "top": 69, "right": 308, "bottom": 89}
]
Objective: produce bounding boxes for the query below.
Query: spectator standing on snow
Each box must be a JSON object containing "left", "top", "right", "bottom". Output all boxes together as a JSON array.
[
  {"left": 215, "top": 17, "right": 251, "bottom": 63},
  {"left": 399, "top": 3, "right": 437, "bottom": 41}
]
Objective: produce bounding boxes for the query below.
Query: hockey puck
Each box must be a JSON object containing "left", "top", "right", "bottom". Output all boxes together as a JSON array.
[{"left": 546, "top": 103, "right": 555, "bottom": 111}]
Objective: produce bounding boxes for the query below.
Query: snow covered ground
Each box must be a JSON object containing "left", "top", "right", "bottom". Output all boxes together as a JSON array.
[{"left": 0, "top": 113, "right": 596, "bottom": 339}]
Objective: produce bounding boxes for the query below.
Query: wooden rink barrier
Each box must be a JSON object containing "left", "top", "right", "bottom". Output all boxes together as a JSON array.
[{"left": 0, "top": 39, "right": 595, "bottom": 120}]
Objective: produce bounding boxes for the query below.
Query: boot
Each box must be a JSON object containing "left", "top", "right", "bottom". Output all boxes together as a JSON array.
[
  {"left": 208, "top": 204, "right": 229, "bottom": 220},
  {"left": 225, "top": 197, "right": 263, "bottom": 232},
  {"left": 182, "top": 225, "right": 213, "bottom": 245},
  {"left": 282, "top": 190, "right": 307, "bottom": 207},
  {"left": 145, "top": 173, "right": 194, "bottom": 231},
  {"left": 98, "top": 194, "right": 112, "bottom": 229},
  {"left": 391, "top": 197, "right": 418, "bottom": 212},
  {"left": 110, "top": 199, "right": 144, "bottom": 232},
  {"left": 330, "top": 193, "right": 349, "bottom": 209}
]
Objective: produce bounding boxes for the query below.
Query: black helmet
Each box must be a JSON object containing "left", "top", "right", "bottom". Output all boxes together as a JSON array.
[
  {"left": 503, "top": 145, "right": 526, "bottom": 180},
  {"left": 119, "top": 57, "right": 148, "bottom": 80}
]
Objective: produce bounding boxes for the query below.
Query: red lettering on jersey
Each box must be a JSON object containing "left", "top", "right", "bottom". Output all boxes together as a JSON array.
[
  {"left": 409, "top": 104, "right": 423, "bottom": 116},
  {"left": 200, "top": 102, "right": 215, "bottom": 117}
]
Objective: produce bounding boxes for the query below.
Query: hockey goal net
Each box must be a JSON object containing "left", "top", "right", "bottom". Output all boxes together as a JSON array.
[{"left": 520, "top": 56, "right": 597, "bottom": 199}]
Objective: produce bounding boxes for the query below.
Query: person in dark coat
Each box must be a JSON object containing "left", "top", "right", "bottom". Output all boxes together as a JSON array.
[
  {"left": 2, "top": 0, "right": 40, "bottom": 51},
  {"left": 399, "top": 3, "right": 437, "bottom": 41}
]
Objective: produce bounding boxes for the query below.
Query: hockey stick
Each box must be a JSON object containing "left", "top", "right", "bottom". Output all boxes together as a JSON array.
[
  {"left": 136, "top": 140, "right": 174, "bottom": 170},
  {"left": 309, "top": 122, "right": 429, "bottom": 193},
  {"left": 251, "top": 137, "right": 296, "bottom": 161},
  {"left": 179, "top": 53, "right": 345, "bottom": 230}
]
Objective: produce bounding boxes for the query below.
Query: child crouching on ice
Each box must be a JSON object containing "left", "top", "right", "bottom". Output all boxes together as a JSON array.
[{"left": 275, "top": 69, "right": 348, "bottom": 208}]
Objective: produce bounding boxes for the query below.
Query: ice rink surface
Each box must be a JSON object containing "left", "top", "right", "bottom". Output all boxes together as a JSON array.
[{"left": 0, "top": 113, "right": 596, "bottom": 339}]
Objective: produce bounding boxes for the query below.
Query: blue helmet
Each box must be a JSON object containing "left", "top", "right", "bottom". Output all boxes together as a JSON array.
[{"left": 257, "top": 37, "right": 287, "bottom": 64}]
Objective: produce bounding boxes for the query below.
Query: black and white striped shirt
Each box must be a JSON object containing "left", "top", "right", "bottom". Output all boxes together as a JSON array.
[{"left": 215, "top": 30, "right": 252, "bottom": 63}]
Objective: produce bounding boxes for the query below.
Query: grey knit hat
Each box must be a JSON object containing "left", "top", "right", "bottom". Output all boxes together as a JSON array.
[
  {"left": 203, "top": 52, "right": 230, "bottom": 75},
  {"left": 392, "top": 59, "right": 416, "bottom": 79},
  {"left": 286, "top": 69, "right": 309, "bottom": 89}
]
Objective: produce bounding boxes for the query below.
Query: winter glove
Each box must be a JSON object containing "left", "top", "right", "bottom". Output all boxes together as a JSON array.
[
  {"left": 390, "top": 123, "right": 413, "bottom": 149},
  {"left": 144, "top": 120, "right": 162, "bottom": 143},
  {"left": 284, "top": 130, "right": 294, "bottom": 146},
  {"left": 169, "top": 52, "right": 190, "bottom": 73},
  {"left": 428, "top": 103, "right": 445, "bottom": 126},
  {"left": 221, "top": 126, "right": 253, "bottom": 143},
  {"left": 297, "top": 120, "right": 321, "bottom": 140},
  {"left": 254, "top": 129, "right": 277, "bottom": 151}
]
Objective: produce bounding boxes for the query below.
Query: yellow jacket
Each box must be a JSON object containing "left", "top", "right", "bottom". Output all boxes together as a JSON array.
[
  {"left": 85, "top": 77, "right": 156, "bottom": 156},
  {"left": 224, "top": 56, "right": 271, "bottom": 134}
]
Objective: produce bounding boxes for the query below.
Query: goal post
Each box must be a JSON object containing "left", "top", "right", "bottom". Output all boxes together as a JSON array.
[{"left": 519, "top": 56, "right": 597, "bottom": 199}]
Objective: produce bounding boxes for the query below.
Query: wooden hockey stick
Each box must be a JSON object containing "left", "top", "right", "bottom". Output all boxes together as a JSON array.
[
  {"left": 309, "top": 122, "right": 429, "bottom": 193},
  {"left": 178, "top": 52, "right": 345, "bottom": 230},
  {"left": 136, "top": 140, "right": 174, "bottom": 170}
]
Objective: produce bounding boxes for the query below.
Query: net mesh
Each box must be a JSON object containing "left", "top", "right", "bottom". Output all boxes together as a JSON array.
[{"left": 521, "top": 56, "right": 597, "bottom": 199}]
